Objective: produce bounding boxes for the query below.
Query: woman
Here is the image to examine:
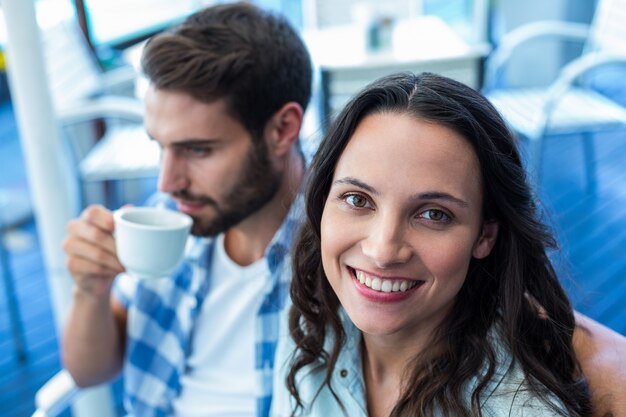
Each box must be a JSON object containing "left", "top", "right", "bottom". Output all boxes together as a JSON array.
[{"left": 273, "top": 72, "right": 592, "bottom": 417}]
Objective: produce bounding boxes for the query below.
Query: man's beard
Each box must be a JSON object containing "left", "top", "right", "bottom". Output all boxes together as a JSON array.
[{"left": 173, "top": 138, "right": 282, "bottom": 237}]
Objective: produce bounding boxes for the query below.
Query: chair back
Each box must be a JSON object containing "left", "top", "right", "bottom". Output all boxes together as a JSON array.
[
  {"left": 587, "top": 0, "right": 626, "bottom": 55},
  {"left": 38, "top": 14, "right": 103, "bottom": 112}
]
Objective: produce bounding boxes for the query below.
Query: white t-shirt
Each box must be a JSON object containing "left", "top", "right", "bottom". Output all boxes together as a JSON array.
[{"left": 172, "top": 233, "right": 269, "bottom": 417}]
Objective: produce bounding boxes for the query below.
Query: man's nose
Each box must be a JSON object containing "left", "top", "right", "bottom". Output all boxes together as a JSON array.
[{"left": 158, "top": 149, "right": 188, "bottom": 193}]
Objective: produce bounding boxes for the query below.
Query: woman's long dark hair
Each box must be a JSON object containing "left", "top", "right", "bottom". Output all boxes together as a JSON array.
[{"left": 287, "top": 72, "right": 592, "bottom": 416}]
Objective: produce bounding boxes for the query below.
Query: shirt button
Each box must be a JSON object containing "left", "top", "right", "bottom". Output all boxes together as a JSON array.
[{"left": 340, "top": 369, "right": 348, "bottom": 378}]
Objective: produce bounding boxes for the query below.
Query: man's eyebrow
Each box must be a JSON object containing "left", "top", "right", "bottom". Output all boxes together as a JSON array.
[
  {"left": 145, "top": 134, "right": 220, "bottom": 147},
  {"left": 170, "top": 139, "right": 220, "bottom": 147},
  {"left": 333, "top": 177, "right": 469, "bottom": 208}
]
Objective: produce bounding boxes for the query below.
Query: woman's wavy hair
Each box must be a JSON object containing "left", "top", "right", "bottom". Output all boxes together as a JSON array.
[{"left": 287, "top": 72, "right": 591, "bottom": 417}]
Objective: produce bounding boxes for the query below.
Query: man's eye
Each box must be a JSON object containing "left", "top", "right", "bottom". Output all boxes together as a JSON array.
[
  {"left": 345, "top": 194, "right": 369, "bottom": 208},
  {"left": 184, "top": 146, "right": 210, "bottom": 156},
  {"left": 420, "top": 209, "right": 449, "bottom": 222}
]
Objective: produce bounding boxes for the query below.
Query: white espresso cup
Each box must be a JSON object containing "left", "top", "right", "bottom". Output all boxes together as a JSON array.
[{"left": 113, "top": 206, "right": 193, "bottom": 278}]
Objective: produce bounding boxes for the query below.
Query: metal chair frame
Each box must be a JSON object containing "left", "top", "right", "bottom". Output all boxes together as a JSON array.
[{"left": 484, "top": 0, "right": 626, "bottom": 191}]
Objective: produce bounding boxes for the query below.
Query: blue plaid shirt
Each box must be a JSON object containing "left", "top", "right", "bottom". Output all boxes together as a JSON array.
[{"left": 113, "top": 195, "right": 304, "bottom": 417}]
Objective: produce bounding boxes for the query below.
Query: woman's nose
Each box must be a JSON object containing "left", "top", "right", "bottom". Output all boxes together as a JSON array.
[{"left": 360, "top": 213, "right": 413, "bottom": 268}]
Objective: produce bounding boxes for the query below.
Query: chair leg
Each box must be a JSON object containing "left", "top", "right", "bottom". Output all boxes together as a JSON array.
[
  {"left": 582, "top": 133, "right": 597, "bottom": 196},
  {"left": 528, "top": 134, "right": 545, "bottom": 188},
  {"left": 1, "top": 233, "right": 27, "bottom": 363}
]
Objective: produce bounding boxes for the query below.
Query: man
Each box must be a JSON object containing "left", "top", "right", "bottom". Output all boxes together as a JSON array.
[
  {"left": 573, "top": 313, "right": 626, "bottom": 417},
  {"left": 62, "top": 3, "right": 310, "bottom": 416},
  {"left": 61, "top": 3, "right": 626, "bottom": 417}
]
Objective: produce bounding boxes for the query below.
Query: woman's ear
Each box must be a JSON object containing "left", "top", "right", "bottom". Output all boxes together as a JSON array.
[{"left": 472, "top": 221, "right": 499, "bottom": 259}]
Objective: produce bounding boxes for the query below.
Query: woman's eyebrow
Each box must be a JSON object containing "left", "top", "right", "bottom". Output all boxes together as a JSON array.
[
  {"left": 413, "top": 192, "right": 469, "bottom": 208},
  {"left": 333, "top": 177, "right": 378, "bottom": 195},
  {"left": 333, "top": 177, "right": 469, "bottom": 208}
]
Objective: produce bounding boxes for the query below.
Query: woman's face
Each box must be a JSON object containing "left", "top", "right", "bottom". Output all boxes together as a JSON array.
[{"left": 320, "top": 112, "right": 498, "bottom": 341}]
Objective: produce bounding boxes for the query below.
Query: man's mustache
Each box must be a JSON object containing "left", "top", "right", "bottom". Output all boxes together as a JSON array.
[{"left": 172, "top": 190, "right": 218, "bottom": 207}]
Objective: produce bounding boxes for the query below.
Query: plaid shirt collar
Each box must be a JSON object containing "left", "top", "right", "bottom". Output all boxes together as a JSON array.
[{"left": 121, "top": 194, "right": 304, "bottom": 417}]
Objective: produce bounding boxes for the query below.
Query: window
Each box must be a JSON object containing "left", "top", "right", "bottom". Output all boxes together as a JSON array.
[{"left": 83, "top": 0, "right": 216, "bottom": 47}]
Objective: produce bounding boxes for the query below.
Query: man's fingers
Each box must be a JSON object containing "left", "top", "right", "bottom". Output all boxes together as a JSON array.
[
  {"left": 63, "top": 205, "right": 124, "bottom": 299},
  {"left": 64, "top": 237, "right": 125, "bottom": 275},
  {"left": 80, "top": 205, "right": 115, "bottom": 229},
  {"left": 67, "top": 218, "right": 117, "bottom": 256},
  {"left": 66, "top": 255, "right": 122, "bottom": 279},
  {"left": 65, "top": 257, "right": 121, "bottom": 298}
]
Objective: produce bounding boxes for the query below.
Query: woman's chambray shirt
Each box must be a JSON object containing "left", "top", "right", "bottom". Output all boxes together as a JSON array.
[{"left": 271, "top": 310, "right": 569, "bottom": 417}]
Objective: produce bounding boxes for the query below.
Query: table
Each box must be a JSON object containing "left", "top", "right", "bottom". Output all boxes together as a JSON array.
[{"left": 304, "top": 16, "right": 491, "bottom": 128}]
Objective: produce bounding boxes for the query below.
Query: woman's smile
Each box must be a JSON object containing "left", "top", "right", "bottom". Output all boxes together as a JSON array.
[{"left": 349, "top": 266, "right": 425, "bottom": 302}]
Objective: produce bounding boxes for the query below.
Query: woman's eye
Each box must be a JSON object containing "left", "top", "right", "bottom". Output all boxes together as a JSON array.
[
  {"left": 345, "top": 194, "right": 369, "bottom": 208},
  {"left": 420, "top": 209, "right": 449, "bottom": 222}
]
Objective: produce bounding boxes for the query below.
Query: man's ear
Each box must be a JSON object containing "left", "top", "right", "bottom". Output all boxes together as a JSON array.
[
  {"left": 263, "top": 102, "right": 304, "bottom": 157},
  {"left": 472, "top": 221, "right": 499, "bottom": 259}
]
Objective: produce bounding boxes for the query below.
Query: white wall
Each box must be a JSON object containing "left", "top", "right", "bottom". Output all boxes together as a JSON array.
[{"left": 305, "top": 0, "right": 422, "bottom": 29}]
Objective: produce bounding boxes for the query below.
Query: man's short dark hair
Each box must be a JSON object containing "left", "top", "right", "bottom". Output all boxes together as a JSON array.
[{"left": 141, "top": 2, "right": 312, "bottom": 140}]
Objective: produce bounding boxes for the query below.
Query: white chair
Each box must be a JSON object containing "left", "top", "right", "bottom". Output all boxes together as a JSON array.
[
  {"left": 31, "top": 370, "right": 80, "bottom": 417},
  {"left": 31, "top": 369, "right": 117, "bottom": 417},
  {"left": 40, "top": 15, "right": 158, "bottom": 210},
  {"left": 483, "top": 0, "right": 626, "bottom": 192}
]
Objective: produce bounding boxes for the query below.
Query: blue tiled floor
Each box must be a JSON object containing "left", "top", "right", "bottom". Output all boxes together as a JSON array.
[
  {"left": 1, "top": 100, "right": 65, "bottom": 416},
  {"left": 0, "top": 100, "right": 126, "bottom": 417},
  {"left": 538, "top": 130, "right": 626, "bottom": 332},
  {"left": 1, "top": 94, "right": 626, "bottom": 417}
]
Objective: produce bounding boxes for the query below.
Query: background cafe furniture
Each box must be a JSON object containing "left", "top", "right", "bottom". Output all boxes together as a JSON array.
[
  {"left": 40, "top": 14, "right": 159, "bottom": 211},
  {"left": 304, "top": 15, "right": 491, "bottom": 130},
  {"left": 0, "top": 187, "right": 33, "bottom": 364},
  {"left": 483, "top": 0, "right": 626, "bottom": 192},
  {"left": 88, "top": 14, "right": 490, "bottom": 182}
]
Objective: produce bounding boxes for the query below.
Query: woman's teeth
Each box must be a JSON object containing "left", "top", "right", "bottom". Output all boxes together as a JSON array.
[{"left": 354, "top": 270, "right": 421, "bottom": 293}]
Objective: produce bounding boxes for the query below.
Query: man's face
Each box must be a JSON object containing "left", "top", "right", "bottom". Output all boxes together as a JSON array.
[{"left": 144, "top": 87, "right": 281, "bottom": 236}]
